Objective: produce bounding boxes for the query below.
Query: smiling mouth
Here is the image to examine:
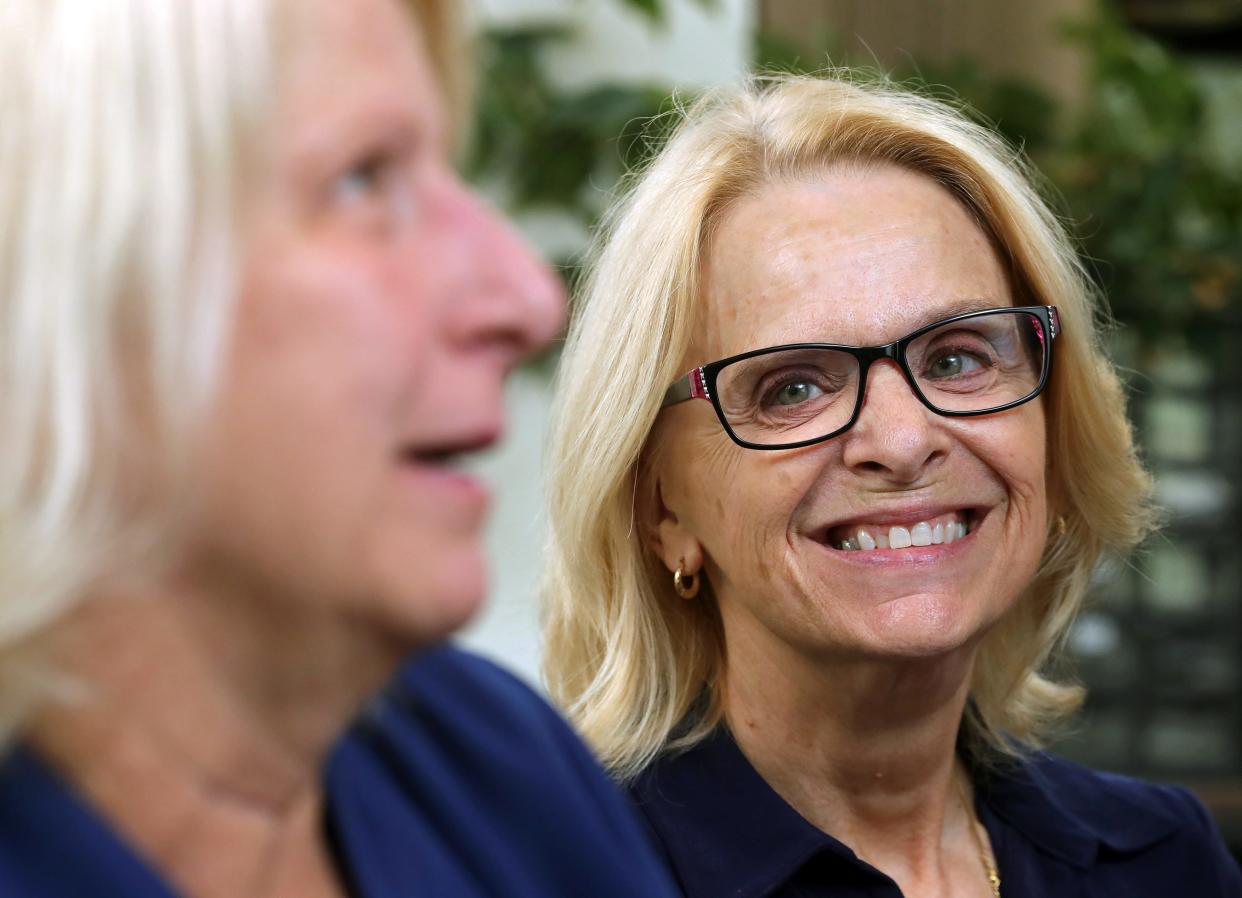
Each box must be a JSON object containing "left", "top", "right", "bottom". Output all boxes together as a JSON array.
[{"left": 824, "top": 509, "right": 978, "bottom": 551}]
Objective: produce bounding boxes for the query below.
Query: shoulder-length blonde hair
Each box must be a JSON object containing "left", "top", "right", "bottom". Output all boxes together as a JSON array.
[
  {"left": 542, "top": 73, "right": 1155, "bottom": 779},
  {"left": 0, "top": 0, "right": 462, "bottom": 745}
]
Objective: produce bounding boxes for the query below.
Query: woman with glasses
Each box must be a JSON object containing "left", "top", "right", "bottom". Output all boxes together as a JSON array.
[
  {"left": 0, "top": 1, "right": 682, "bottom": 896},
  {"left": 542, "top": 75, "right": 1241, "bottom": 897}
]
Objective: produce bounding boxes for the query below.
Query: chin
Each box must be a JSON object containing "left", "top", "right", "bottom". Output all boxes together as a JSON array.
[
  {"left": 371, "top": 543, "right": 489, "bottom": 648},
  {"left": 859, "top": 591, "right": 991, "bottom": 659}
]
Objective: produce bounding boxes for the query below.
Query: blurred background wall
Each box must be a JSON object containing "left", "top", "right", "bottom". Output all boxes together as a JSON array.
[
  {"left": 456, "top": 0, "right": 1242, "bottom": 853},
  {"left": 458, "top": 0, "right": 757, "bottom": 682}
]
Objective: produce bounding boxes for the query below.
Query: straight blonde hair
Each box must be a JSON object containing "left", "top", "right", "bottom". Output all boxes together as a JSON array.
[{"left": 542, "top": 73, "right": 1156, "bottom": 779}]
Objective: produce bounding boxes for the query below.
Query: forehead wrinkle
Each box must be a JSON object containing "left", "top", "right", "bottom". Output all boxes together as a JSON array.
[
  {"left": 770, "top": 217, "right": 923, "bottom": 262},
  {"left": 706, "top": 235, "right": 941, "bottom": 357},
  {"left": 698, "top": 169, "right": 1011, "bottom": 361}
]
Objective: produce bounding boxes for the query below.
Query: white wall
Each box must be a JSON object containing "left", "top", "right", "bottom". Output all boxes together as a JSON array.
[
  {"left": 457, "top": 0, "right": 755, "bottom": 686},
  {"left": 473, "top": 0, "right": 755, "bottom": 90}
]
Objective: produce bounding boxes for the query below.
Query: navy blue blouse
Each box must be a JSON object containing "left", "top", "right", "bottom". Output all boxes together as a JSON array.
[
  {"left": 0, "top": 645, "right": 680, "bottom": 898},
  {"left": 629, "top": 727, "right": 1242, "bottom": 897}
]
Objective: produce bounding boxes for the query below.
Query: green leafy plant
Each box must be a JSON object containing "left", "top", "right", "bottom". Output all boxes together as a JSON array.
[
  {"left": 466, "top": 25, "right": 672, "bottom": 224},
  {"left": 468, "top": 2, "right": 1242, "bottom": 350},
  {"left": 1051, "top": 12, "right": 1242, "bottom": 348},
  {"left": 465, "top": 0, "right": 718, "bottom": 226},
  {"left": 755, "top": 11, "right": 1242, "bottom": 348}
]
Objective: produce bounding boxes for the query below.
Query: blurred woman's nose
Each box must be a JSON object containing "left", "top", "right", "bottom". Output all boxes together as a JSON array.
[
  {"left": 839, "top": 360, "right": 949, "bottom": 483},
  {"left": 439, "top": 176, "right": 567, "bottom": 360}
]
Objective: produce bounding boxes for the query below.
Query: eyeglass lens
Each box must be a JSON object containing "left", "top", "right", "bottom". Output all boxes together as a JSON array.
[{"left": 715, "top": 310, "right": 1046, "bottom": 447}]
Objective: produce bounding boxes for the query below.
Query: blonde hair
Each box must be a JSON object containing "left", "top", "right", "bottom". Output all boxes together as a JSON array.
[
  {"left": 0, "top": 0, "right": 460, "bottom": 744},
  {"left": 542, "top": 73, "right": 1156, "bottom": 779},
  {"left": 406, "top": 0, "right": 470, "bottom": 141}
]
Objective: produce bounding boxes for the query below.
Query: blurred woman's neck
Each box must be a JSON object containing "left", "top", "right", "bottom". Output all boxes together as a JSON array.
[{"left": 26, "top": 577, "right": 404, "bottom": 898}]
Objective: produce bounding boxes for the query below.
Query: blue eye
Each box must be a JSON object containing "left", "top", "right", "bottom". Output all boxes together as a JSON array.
[{"left": 334, "top": 155, "right": 387, "bottom": 204}]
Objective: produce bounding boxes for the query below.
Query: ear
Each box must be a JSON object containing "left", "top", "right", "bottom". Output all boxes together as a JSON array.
[{"left": 646, "top": 476, "right": 704, "bottom": 577}]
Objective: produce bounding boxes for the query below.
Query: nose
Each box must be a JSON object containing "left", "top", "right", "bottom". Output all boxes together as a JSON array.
[
  {"left": 437, "top": 176, "right": 567, "bottom": 363},
  {"left": 839, "top": 359, "right": 949, "bottom": 483}
]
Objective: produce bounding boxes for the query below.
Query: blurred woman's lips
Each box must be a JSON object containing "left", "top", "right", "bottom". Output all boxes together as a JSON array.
[
  {"left": 400, "top": 427, "right": 501, "bottom": 463},
  {"left": 396, "top": 430, "right": 501, "bottom": 503}
]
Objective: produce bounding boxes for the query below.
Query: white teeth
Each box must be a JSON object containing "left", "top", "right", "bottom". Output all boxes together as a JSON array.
[
  {"left": 833, "top": 513, "right": 971, "bottom": 551},
  {"left": 911, "top": 522, "right": 932, "bottom": 547}
]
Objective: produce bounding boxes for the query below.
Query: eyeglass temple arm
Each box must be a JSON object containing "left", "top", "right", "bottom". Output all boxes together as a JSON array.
[{"left": 661, "top": 366, "right": 709, "bottom": 409}]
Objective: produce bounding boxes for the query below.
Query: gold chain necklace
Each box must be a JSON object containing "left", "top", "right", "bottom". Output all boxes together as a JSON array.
[{"left": 957, "top": 775, "right": 1001, "bottom": 897}]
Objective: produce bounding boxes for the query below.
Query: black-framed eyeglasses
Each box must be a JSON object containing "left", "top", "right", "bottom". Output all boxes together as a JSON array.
[{"left": 661, "top": 305, "right": 1060, "bottom": 450}]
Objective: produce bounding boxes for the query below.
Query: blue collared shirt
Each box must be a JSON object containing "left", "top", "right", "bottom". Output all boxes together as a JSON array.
[
  {"left": 0, "top": 646, "right": 680, "bottom": 898},
  {"left": 629, "top": 727, "right": 1242, "bottom": 897}
]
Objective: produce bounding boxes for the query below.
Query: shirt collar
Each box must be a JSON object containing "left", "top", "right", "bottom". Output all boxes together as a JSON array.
[
  {"left": 629, "top": 728, "right": 1185, "bottom": 897},
  {"left": 628, "top": 728, "right": 870, "bottom": 898},
  {"left": 979, "top": 750, "right": 1183, "bottom": 868}
]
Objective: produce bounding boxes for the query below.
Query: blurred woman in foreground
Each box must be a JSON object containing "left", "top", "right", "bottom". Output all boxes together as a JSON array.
[
  {"left": 543, "top": 74, "right": 1242, "bottom": 896},
  {"left": 0, "top": 1, "right": 679, "bottom": 896}
]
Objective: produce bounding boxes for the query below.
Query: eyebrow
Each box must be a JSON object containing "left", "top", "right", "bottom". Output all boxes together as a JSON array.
[
  {"left": 903, "top": 298, "right": 1003, "bottom": 335},
  {"left": 731, "top": 298, "right": 1012, "bottom": 361},
  {"left": 289, "top": 105, "right": 425, "bottom": 180}
]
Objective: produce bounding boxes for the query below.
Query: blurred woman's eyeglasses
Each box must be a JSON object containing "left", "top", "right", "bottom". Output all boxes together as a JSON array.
[{"left": 660, "top": 305, "right": 1060, "bottom": 450}]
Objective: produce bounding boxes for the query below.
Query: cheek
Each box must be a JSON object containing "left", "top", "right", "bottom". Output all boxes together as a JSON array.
[
  {"left": 676, "top": 437, "right": 810, "bottom": 585},
  {"left": 968, "top": 411, "right": 1048, "bottom": 592},
  {"left": 244, "top": 241, "right": 422, "bottom": 363},
  {"left": 193, "top": 243, "right": 432, "bottom": 596},
  {"left": 999, "top": 411, "right": 1048, "bottom": 515},
  {"left": 235, "top": 241, "right": 434, "bottom": 436},
  {"left": 956, "top": 400, "right": 1047, "bottom": 501},
  {"left": 673, "top": 435, "right": 740, "bottom": 532}
]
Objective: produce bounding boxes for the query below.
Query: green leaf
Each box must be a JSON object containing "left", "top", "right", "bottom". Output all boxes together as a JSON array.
[{"left": 617, "top": 0, "right": 663, "bottom": 23}]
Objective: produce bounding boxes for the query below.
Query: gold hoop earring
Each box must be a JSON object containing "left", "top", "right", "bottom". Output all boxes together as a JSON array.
[
  {"left": 1053, "top": 515, "right": 1067, "bottom": 538},
  {"left": 674, "top": 563, "right": 700, "bottom": 600}
]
